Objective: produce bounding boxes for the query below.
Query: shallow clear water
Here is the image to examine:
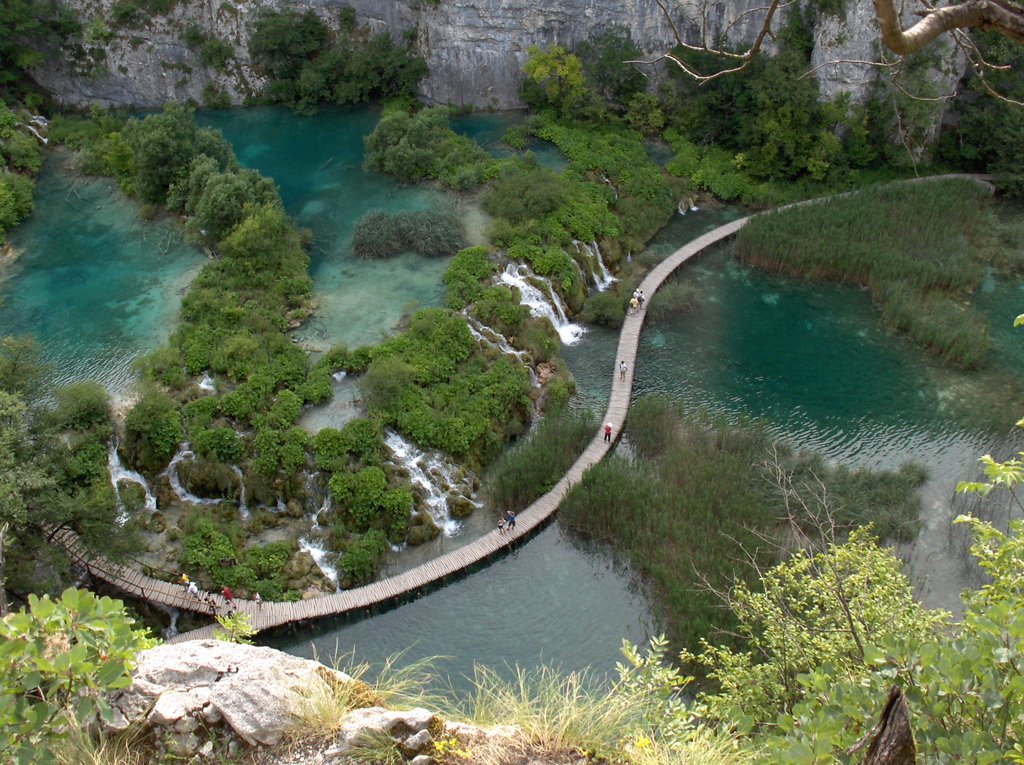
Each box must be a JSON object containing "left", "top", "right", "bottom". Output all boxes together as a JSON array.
[
  {"left": 0, "top": 153, "right": 205, "bottom": 397},
  {"left": 563, "top": 207, "right": 1024, "bottom": 613},
  {"left": 267, "top": 523, "right": 656, "bottom": 695}
]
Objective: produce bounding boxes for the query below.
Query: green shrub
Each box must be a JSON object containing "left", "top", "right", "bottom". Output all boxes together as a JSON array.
[
  {"left": 53, "top": 381, "right": 109, "bottom": 431},
  {"left": 580, "top": 290, "right": 625, "bottom": 327},
  {"left": 443, "top": 246, "right": 496, "bottom": 310},
  {"left": 339, "top": 529, "right": 388, "bottom": 586},
  {"left": 351, "top": 203, "right": 464, "bottom": 259},
  {"left": 192, "top": 426, "right": 242, "bottom": 463},
  {"left": 123, "top": 388, "right": 184, "bottom": 473}
]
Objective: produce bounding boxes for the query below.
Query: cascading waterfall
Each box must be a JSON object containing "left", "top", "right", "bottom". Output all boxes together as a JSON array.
[
  {"left": 197, "top": 372, "right": 216, "bottom": 392},
  {"left": 464, "top": 314, "right": 539, "bottom": 389},
  {"left": 299, "top": 495, "right": 340, "bottom": 586},
  {"left": 677, "top": 197, "right": 699, "bottom": 215},
  {"left": 230, "top": 465, "right": 249, "bottom": 518},
  {"left": 164, "top": 443, "right": 231, "bottom": 508},
  {"left": 107, "top": 441, "right": 157, "bottom": 523},
  {"left": 574, "top": 240, "right": 616, "bottom": 292},
  {"left": 384, "top": 431, "right": 476, "bottom": 537},
  {"left": 498, "top": 263, "right": 585, "bottom": 345}
]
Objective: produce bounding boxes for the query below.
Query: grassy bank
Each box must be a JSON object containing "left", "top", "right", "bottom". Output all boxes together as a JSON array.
[
  {"left": 734, "top": 180, "right": 1023, "bottom": 368},
  {"left": 557, "top": 397, "right": 924, "bottom": 653}
]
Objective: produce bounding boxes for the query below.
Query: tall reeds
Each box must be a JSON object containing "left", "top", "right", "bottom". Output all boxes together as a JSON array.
[
  {"left": 351, "top": 203, "right": 464, "bottom": 259},
  {"left": 735, "top": 180, "right": 1006, "bottom": 368}
]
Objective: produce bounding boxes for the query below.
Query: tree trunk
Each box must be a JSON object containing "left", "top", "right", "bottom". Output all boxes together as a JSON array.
[
  {"left": 0, "top": 522, "right": 8, "bottom": 618},
  {"left": 863, "top": 686, "right": 917, "bottom": 765}
]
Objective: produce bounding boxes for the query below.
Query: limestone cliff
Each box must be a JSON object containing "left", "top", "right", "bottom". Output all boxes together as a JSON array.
[{"left": 33, "top": 0, "right": 963, "bottom": 113}]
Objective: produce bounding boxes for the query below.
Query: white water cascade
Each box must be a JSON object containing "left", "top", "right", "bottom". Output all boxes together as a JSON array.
[
  {"left": 498, "top": 263, "right": 585, "bottom": 345},
  {"left": 464, "top": 314, "right": 539, "bottom": 389},
  {"left": 385, "top": 432, "right": 476, "bottom": 537},
  {"left": 197, "top": 372, "right": 216, "bottom": 392},
  {"left": 164, "top": 442, "right": 242, "bottom": 514},
  {"left": 299, "top": 495, "right": 340, "bottom": 586},
  {"left": 107, "top": 442, "right": 157, "bottom": 524},
  {"left": 574, "top": 240, "right": 616, "bottom": 292},
  {"left": 677, "top": 197, "right": 700, "bottom": 215}
]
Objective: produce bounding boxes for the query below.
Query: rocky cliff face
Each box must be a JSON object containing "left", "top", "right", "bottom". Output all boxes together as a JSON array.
[{"left": 33, "top": 0, "right": 963, "bottom": 113}]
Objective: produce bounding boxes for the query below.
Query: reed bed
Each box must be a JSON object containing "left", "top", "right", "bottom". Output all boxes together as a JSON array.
[
  {"left": 734, "top": 180, "right": 1003, "bottom": 368},
  {"left": 351, "top": 203, "right": 464, "bottom": 259},
  {"left": 558, "top": 397, "right": 924, "bottom": 653}
]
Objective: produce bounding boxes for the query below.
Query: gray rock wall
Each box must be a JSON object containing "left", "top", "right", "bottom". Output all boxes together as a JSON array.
[{"left": 33, "top": 0, "right": 964, "bottom": 114}]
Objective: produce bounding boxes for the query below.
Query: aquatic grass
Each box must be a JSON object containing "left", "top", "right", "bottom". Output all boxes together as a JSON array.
[
  {"left": 485, "top": 407, "right": 598, "bottom": 512},
  {"left": 352, "top": 203, "right": 465, "bottom": 259},
  {"left": 559, "top": 398, "right": 924, "bottom": 653},
  {"left": 735, "top": 179, "right": 1007, "bottom": 368}
]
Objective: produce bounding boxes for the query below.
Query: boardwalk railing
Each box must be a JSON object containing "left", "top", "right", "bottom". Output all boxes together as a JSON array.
[{"left": 53, "top": 175, "right": 990, "bottom": 644}]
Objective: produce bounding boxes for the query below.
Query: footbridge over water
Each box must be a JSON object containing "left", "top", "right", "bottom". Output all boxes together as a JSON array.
[{"left": 54, "top": 174, "right": 992, "bottom": 643}]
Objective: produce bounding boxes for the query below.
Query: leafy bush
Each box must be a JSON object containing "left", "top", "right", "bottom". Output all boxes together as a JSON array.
[
  {"left": 443, "top": 246, "right": 496, "bottom": 310},
  {"left": 338, "top": 528, "right": 388, "bottom": 586},
  {"left": 192, "top": 426, "right": 242, "bottom": 463},
  {"left": 0, "top": 589, "right": 155, "bottom": 765},
  {"left": 53, "top": 381, "right": 109, "bottom": 431},
  {"left": 123, "top": 388, "right": 183, "bottom": 473}
]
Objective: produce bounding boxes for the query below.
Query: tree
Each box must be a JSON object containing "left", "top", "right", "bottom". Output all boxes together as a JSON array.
[{"left": 522, "top": 45, "right": 587, "bottom": 113}]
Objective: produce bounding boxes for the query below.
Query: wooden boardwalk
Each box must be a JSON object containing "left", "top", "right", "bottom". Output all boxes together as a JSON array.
[{"left": 56, "top": 173, "right": 989, "bottom": 644}]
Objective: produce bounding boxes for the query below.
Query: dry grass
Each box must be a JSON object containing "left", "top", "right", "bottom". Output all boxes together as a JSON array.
[{"left": 52, "top": 725, "right": 149, "bottom": 765}]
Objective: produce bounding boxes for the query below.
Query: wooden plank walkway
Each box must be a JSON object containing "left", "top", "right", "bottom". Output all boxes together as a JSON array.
[{"left": 50, "top": 174, "right": 990, "bottom": 644}]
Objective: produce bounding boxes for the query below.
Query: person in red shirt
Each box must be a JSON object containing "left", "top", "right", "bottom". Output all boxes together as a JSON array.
[{"left": 221, "top": 585, "right": 234, "bottom": 605}]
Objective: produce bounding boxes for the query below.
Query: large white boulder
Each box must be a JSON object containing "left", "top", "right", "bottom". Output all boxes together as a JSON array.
[{"left": 108, "top": 639, "right": 354, "bottom": 746}]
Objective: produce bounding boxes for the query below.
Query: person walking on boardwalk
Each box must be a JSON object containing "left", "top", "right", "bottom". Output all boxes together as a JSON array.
[
  {"left": 179, "top": 572, "right": 190, "bottom": 589},
  {"left": 497, "top": 516, "right": 506, "bottom": 534},
  {"left": 187, "top": 580, "right": 199, "bottom": 598},
  {"left": 506, "top": 510, "right": 517, "bottom": 532},
  {"left": 629, "top": 296, "right": 639, "bottom": 314},
  {"left": 254, "top": 592, "right": 263, "bottom": 609},
  {"left": 222, "top": 585, "right": 234, "bottom": 606},
  {"left": 619, "top": 360, "right": 627, "bottom": 380},
  {"left": 604, "top": 422, "right": 613, "bottom": 442}
]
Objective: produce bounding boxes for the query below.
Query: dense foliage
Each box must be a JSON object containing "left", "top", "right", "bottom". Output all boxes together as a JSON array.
[
  {"left": 249, "top": 9, "right": 427, "bottom": 113},
  {"left": 0, "top": 101, "right": 42, "bottom": 242},
  {"left": 735, "top": 180, "right": 1023, "bottom": 368},
  {"left": 0, "top": 589, "right": 154, "bottom": 765}
]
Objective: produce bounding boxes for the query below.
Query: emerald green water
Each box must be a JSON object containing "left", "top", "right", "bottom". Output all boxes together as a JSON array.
[
  {"left": 195, "top": 107, "right": 565, "bottom": 352},
  {"left": 0, "top": 153, "right": 205, "bottom": 396},
  {"left": 563, "top": 207, "right": 1024, "bottom": 614}
]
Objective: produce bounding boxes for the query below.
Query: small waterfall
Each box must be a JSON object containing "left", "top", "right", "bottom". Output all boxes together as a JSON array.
[
  {"left": 574, "top": 240, "right": 615, "bottom": 292},
  {"left": 17, "top": 121, "right": 48, "bottom": 145},
  {"left": 299, "top": 494, "right": 340, "bottom": 586},
  {"left": 197, "top": 372, "right": 216, "bottom": 392},
  {"left": 164, "top": 443, "right": 225, "bottom": 508},
  {"left": 107, "top": 441, "right": 157, "bottom": 523},
  {"left": 332, "top": 371, "right": 347, "bottom": 382},
  {"left": 152, "top": 603, "right": 179, "bottom": 639},
  {"left": 600, "top": 174, "right": 618, "bottom": 199},
  {"left": 498, "top": 263, "right": 585, "bottom": 345},
  {"left": 464, "top": 314, "right": 539, "bottom": 388},
  {"left": 298, "top": 537, "right": 340, "bottom": 586},
  {"left": 230, "top": 465, "right": 249, "bottom": 518},
  {"left": 385, "top": 431, "right": 477, "bottom": 537},
  {"left": 677, "top": 197, "right": 699, "bottom": 215}
]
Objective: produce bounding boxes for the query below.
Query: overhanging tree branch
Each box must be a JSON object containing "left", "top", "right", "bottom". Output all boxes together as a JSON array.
[{"left": 874, "top": 0, "right": 1024, "bottom": 55}]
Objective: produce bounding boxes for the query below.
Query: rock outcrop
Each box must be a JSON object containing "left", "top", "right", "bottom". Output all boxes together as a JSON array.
[
  {"left": 33, "top": 0, "right": 964, "bottom": 115},
  {"left": 105, "top": 639, "right": 523, "bottom": 764}
]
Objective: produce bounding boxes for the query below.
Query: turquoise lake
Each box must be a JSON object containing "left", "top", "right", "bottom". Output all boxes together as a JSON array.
[
  {"left": 0, "top": 153, "right": 206, "bottom": 396},
  {"left": 3, "top": 107, "right": 1021, "bottom": 692}
]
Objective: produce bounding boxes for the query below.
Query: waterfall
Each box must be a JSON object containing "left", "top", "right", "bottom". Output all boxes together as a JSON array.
[
  {"left": 497, "top": 263, "right": 585, "bottom": 345},
  {"left": 677, "top": 197, "right": 699, "bottom": 215},
  {"left": 385, "top": 431, "right": 477, "bottom": 537},
  {"left": 298, "top": 537, "right": 340, "bottom": 586},
  {"left": 574, "top": 240, "right": 615, "bottom": 292},
  {"left": 197, "top": 372, "right": 216, "bottom": 392},
  {"left": 164, "top": 443, "right": 227, "bottom": 508},
  {"left": 230, "top": 465, "right": 249, "bottom": 518},
  {"left": 17, "top": 122, "right": 48, "bottom": 145},
  {"left": 464, "top": 314, "right": 539, "bottom": 388},
  {"left": 107, "top": 441, "right": 157, "bottom": 524}
]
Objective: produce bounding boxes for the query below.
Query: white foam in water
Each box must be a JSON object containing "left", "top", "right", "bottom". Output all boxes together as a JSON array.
[
  {"left": 498, "top": 263, "right": 586, "bottom": 345},
  {"left": 198, "top": 372, "right": 216, "bottom": 392},
  {"left": 574, "top": 240, "right": 616, "bottom": 292},
  {"left": 164, "top": 443, "right": 227, "bottom": 508},
  {"left": 299, "top": 536, "right": 340, "bottom": 586},
  {"left": 385, "top": 431, "right": 476, "bottom": 537},
  {"left": 107, "top": 440, "right": 157, "bottom": 524}
]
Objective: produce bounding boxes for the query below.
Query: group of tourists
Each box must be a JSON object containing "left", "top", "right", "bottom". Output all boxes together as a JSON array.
[
  {"left": 497, "top": 509, "right": 517, "bottom": 534},
  {"left": 178, "top": 573, "right": 262, "bottom": 615},
  {"left": 629, "top": 288, "right": 645, "bottom": 314}
]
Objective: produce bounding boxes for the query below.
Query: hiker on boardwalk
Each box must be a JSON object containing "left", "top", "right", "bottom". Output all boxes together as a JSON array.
[
  {"left": 629, "top": 296, "right": 639, "bottom": 314},
  {"left": 637, "top": 290, "right": 645, "bottom": 307},
  {"left": 187, "top": 580, "right": 199, "bottom": 598},
  {"left": 254, "top": 592, "right": 263, "bottom": 609},
  {"left": 604, "top": 422, "right": 613, "bottom": 442},
  {"left": 179, "top": 572, "right": 190, "bottom": 589},
  {"left": 222, "top": 585, "right": 234, "bottom": 606},
  {"left": 507, "top": 510, "right": 517, "bottom": 532},
  {"left": 619, "top": 360, "right": 627, "bottom": 380},
  {"left": 498, "top": 516, "right": 506, "bottom": 534}
]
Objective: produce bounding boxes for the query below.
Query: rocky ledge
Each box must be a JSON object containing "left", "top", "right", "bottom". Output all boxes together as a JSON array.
[{"left": 104, "top": 640, "right": 546, "bottom": 765}]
